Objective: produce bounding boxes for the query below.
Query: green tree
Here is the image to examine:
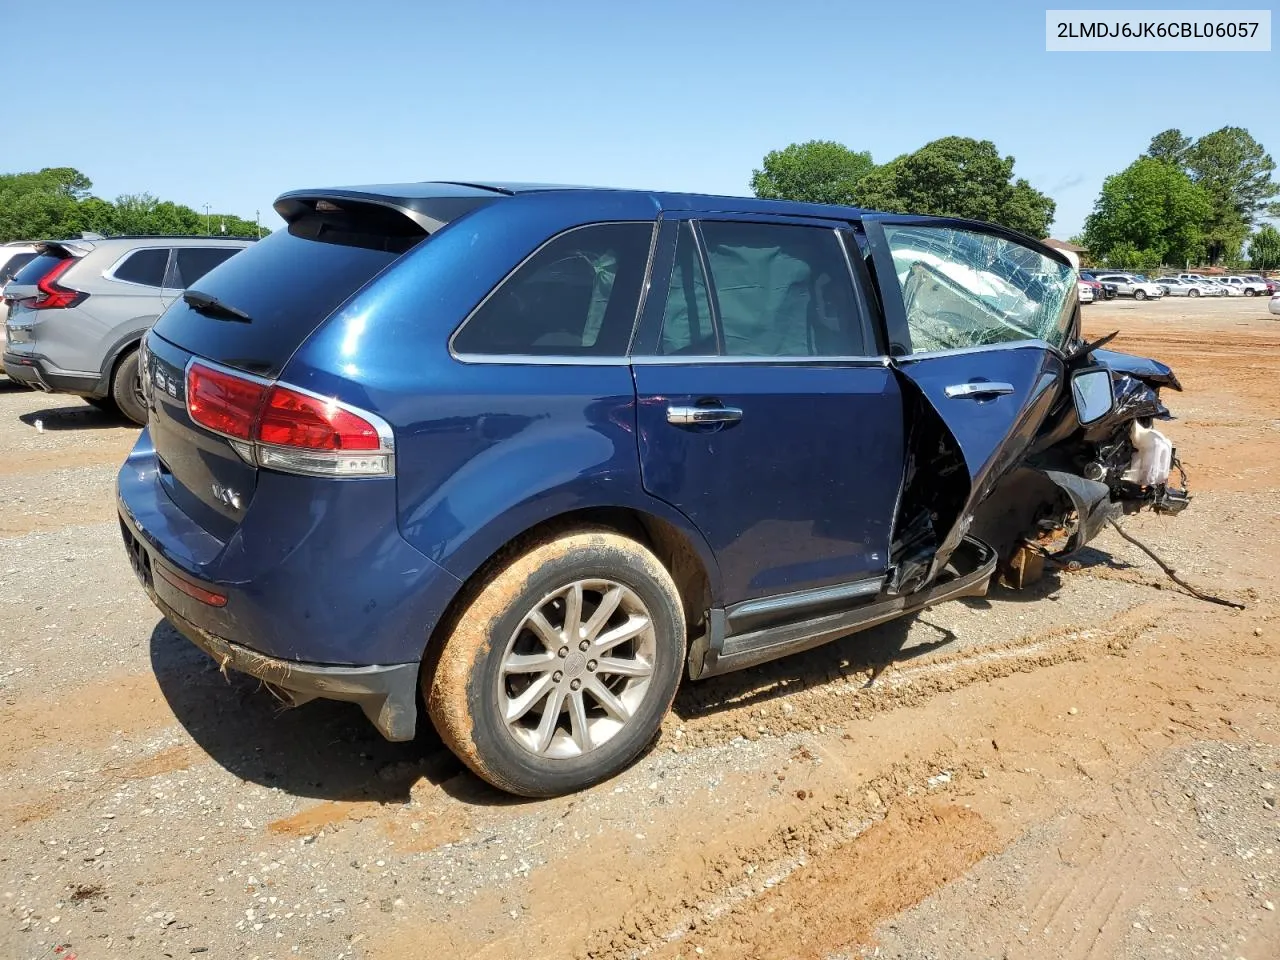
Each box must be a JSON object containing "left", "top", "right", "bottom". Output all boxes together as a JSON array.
[
  {"left": 1146, "top": 129, "right": 1193, "bottom": 167},
  {"left": 1249, "top": 224, "right": 1280, "bottom": 271},
  {"left": 1184, "top": 127, "right": 1278, "bottom": 264},
  {"left": 750, "top": 140, "right": 876, "bottom": 206},
  {"left": 853, "top": 137, "right": 1055, "bottom": 237},
  {"left": 1082, "top": 157, "right": 1211, "bottom": 268}
]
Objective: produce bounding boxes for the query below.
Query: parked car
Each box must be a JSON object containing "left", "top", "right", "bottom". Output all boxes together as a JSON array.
[
  {"left": 1270, "top": 292, "right": 1280, "bottom": 316},
  {"left": 1077, "top": 278, "right": 1097, "bottom": 303},
  {"left": 1209, "top": 278, "right": 1244, "bottom": 296},
  {"left": 3, "top": 236, "right": 252, "bottom": 422},
  {"left": 1243, "top": 275, "right": 1277, "bottom": 295},
  {"left": 0, "top": 241, "right": 38, "bottom": 329},
  {"left": 1220, "top": 276, "right": 1269, "bottom": 296},
  {"left": 1080, "top": 273, "right": 1116, "bottom": 300},
  {"left": 115, "top": 181, "right": 1191, "bottom": 796},
  {"left": 1156, "top": 277, "right": 1196, "bottom": 297},
  {"left": 1170, "top": 276, "right": 1225, "bottom": 297},
  {"left": 1094, "top": 273, "right": 1164, "bottom": 300}
]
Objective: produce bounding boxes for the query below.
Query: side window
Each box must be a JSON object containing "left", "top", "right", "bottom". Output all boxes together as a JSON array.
[
  {"left": 698, "top": 221, "right": 867, "bottom": 357},
  {"left": 175, "top": 247, "right": 241, "bottom": 288},
  {"left": 453, "top": 222, "right": 653, "bottom": 357},
  {"left": 112, "top": 248, "right": 169, "bottom": 288},
  {"left": 658, "top": 224, "right": 715, "bottom": 355},
  {"left": 880, "top": 225, "right": 1076, "bottom": 353}
]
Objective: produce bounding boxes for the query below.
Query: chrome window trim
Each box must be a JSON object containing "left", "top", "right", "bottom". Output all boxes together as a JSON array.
[
  {"left": 447, "top": 220, "right": 658, "bottom": 365},
  {"left": 181, "top": 356, "right": 396, "bottom": 476},
  {"left": 102, "top": 245, "right": 175, "bottom": 290},
  {"left": 630, "top": 354, "right": 891, "bottom": 367},
  {"left": 896, "top": 338, "right": 1059, "bottom": 364}
]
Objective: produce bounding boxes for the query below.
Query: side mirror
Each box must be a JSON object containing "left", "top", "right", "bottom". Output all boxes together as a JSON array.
[{"left": 1071, "top": 366, "right": 1114, "bottom": 426}]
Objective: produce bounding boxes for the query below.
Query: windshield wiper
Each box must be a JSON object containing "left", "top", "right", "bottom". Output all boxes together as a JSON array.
[{"left": 183, "top": 289, "right": 253, "bottom": 323}]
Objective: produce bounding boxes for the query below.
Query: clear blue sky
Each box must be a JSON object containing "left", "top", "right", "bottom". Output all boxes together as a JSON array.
[{"left": 5, "top": 0, "right": 1277, "bottom": 237}]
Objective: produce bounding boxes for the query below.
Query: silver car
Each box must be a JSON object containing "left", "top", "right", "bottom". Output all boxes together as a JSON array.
[
  {"left": 3, "top": 236, "right": 251, "bottom": 422},
  {"left": 1094, "top": 273, "right": 1164, "bottom": 300}
]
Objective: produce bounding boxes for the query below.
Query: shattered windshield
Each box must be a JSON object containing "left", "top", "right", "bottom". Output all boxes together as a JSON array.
[{"left": 881, "top": 225, "right": 1077, "bottom": 353}]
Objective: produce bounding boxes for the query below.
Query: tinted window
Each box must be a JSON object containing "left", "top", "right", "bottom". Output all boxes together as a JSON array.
[
  {"left": 453, "top": 222, "right": 653, "bottom": 357},
  {"left": 659, "top": 224, "right": 715, "bottom": 355},
  {"left": 698, "top": 221, "right": 866, "bottom": 357},
  {"left": 881, "top": 225, "right": 1077, "bottom": 353},
  {"left": 11, "top": 253, "right": 67, "bottom": 285},
  {"left": 113, "top": 248, "right": 169, "bottom": 287},
  {"left": 175, "top": 247, "right": 241, "bottom": 288},
  {"left": 151, "top": 215, "right": 418, "bottom": 377},
  {"left": 0, "top": 252, "right": 36, "bottom": 284}
]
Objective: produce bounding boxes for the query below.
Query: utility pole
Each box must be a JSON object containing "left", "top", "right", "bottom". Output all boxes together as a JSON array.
[
  {"left": 255, "top": 210, "right": 261, "bottom": 239},
  {"left": 203, "top": 203, "right": 211, "bottom": 236}
]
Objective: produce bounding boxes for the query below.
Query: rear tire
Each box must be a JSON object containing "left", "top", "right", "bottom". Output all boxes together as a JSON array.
[
  {"left": 111, "top": 349, "right": 147, "bottom": 425},
  {"left": 426, "top": 530, "right": 685, "bottom": 797}
]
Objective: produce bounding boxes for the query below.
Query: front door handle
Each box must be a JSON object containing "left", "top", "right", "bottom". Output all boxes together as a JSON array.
[
  {"left": 944, "top": 381, "right": 1015, "bottom": 399},
  {"left": 667, "top": 405, "right": 744, "bottom": 426}
]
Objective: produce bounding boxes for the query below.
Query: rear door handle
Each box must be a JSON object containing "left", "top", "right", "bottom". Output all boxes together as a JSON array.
[
  {"left": 944, "top": 381, "right": 1015, "bottom": 399},
  {"left": 667, "top": 405, "right": 744, "bottom": 425}
]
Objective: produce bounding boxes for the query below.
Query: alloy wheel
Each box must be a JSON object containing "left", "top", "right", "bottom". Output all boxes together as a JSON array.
[{"left": 497, "top": 579, "right": 656, "bottom": 759}]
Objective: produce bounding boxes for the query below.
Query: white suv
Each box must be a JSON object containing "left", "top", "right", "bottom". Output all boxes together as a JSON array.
[
  {"left": 1094, "top": 273, "right": 1165, "bottom": 301},
  {"left": 0, "top": 242, "right": 38, "bottom": 327},
  {"left": 1221, "top": 276, "right": 1269, "bottom": 296}
]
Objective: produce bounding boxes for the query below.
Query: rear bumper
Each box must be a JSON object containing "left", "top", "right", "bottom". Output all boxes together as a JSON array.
[
  {"left": 3, "top": 350, "right": 103, "bottom": 395},
  {"left": 147, "top": 584, "right": 420, "bottom": 740},
  {"left": 117, "top": 428, "right": 465, "bottom": 740}
]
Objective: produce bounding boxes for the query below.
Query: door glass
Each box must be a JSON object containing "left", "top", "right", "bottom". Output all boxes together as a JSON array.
[
  {"left": 452, "top": 222, "right": 653, "bottom": 357},
  {"left": 175, "top": 247, "right": 241, "bottom": 288},
  {"left": 880, "top": 225, "right": 1076, "bottom": 353},
  {"left": 658, "top": 223, "right": 715, "bottom": 355},
  {"left": 699, "top": 221, "right": 867, "bottom": 357},
  {"left": 113, "top": 248, "right": 169, "bottom": 288}
]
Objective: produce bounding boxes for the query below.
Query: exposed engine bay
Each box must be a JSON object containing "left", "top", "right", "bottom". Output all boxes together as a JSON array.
[{"left": 971, "top": 336, "right": 1190, "bottom": 575}]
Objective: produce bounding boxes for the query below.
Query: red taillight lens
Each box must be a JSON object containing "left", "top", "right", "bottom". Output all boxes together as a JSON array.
[
  {"left": 153, "top": 562, "right": 227, "bottom": 607},
  {"left": 32, "top": 258, "right": 87, "bottom": 310},
  {"left": 186, "top": 363, "right": 268, "bottom": 440},
  {"left": 258, "top": 385, "right": 381, "bottom": 451}
]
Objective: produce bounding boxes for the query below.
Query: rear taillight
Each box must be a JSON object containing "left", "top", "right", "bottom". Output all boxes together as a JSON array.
[
  {"left": 31, "top": 258, "right": 87, "bottom": 310},
  {"left": 185, "top": 361, "right": 393, "bottom": 477}
]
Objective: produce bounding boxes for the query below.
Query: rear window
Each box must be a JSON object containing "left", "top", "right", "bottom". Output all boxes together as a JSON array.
[
  {"left": 113, "top": 248, "right": 170, "bottom": 287},
  {"left": 0, "top": 252, "right": 36, "bottom": 284},
  {"left": 151, "top": 215, "right": 419, "bottom": 377},
  {"left": 11, "top": 253, "right": 67, "bottom": 285}
]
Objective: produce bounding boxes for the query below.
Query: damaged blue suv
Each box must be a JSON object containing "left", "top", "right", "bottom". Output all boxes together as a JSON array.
[{"left": 117, "top": 181, "right": 1188, "bottom": 796}]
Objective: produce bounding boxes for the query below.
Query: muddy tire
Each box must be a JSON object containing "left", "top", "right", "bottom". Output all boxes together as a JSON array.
[
  {"left": 111, "top": 349, "right": 147, "bottom": 425},
  {"left": 426, "top": 531, "right": 685, "bottom": 797}
]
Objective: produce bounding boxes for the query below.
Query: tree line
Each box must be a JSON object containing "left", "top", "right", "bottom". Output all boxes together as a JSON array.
[
  {"left": 749, "top": 128, "right": 1279, "bottom": 269},
  {"left": 0, "top": 167, "right": 266, "bottom": 243}
]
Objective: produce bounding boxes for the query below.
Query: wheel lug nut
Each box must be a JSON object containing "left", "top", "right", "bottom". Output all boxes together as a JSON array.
[
  {"left": 552, "top": 671, "right": 563, "bottom": 683},
  {"left": 557, "top": 646, "right": 568, "bottom": 658},
  {"left": 579, "top": 640, "right": 589, "bottom": 652},
  {"left": 586, "top": 660, "right": 597, "bottom": 672},
  {"left": 570, "top": 679, "right": 581, "bottom": 691}
]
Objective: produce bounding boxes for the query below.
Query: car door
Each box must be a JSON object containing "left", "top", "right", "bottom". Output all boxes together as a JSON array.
[
  {"left": 631, "top": 215, "right": 904, "bottom": 613},
  {"left": 862, "top": 216, "right": 1077, "bottom": 587}
]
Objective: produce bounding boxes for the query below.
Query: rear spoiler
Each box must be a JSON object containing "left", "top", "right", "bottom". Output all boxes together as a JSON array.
[
  {"left": 34, "top": 239, "right": 96, "bottom": 258},
  {"left": 274, "top": 187, "right": 504, "bottom": 234}
]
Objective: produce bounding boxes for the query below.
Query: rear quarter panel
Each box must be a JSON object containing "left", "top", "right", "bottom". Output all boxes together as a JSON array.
[{"left": 282, "top": 191, "right": 723, "bottom": 597}]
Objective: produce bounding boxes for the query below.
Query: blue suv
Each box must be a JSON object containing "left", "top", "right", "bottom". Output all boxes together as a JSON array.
[{"left": 117, "top": 181, "right": 1187, "bottom": 796}]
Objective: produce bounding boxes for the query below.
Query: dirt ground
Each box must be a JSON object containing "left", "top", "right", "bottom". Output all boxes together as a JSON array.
[{"left": 2, "top": 295, "right": 1278, "bottom": 960}]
